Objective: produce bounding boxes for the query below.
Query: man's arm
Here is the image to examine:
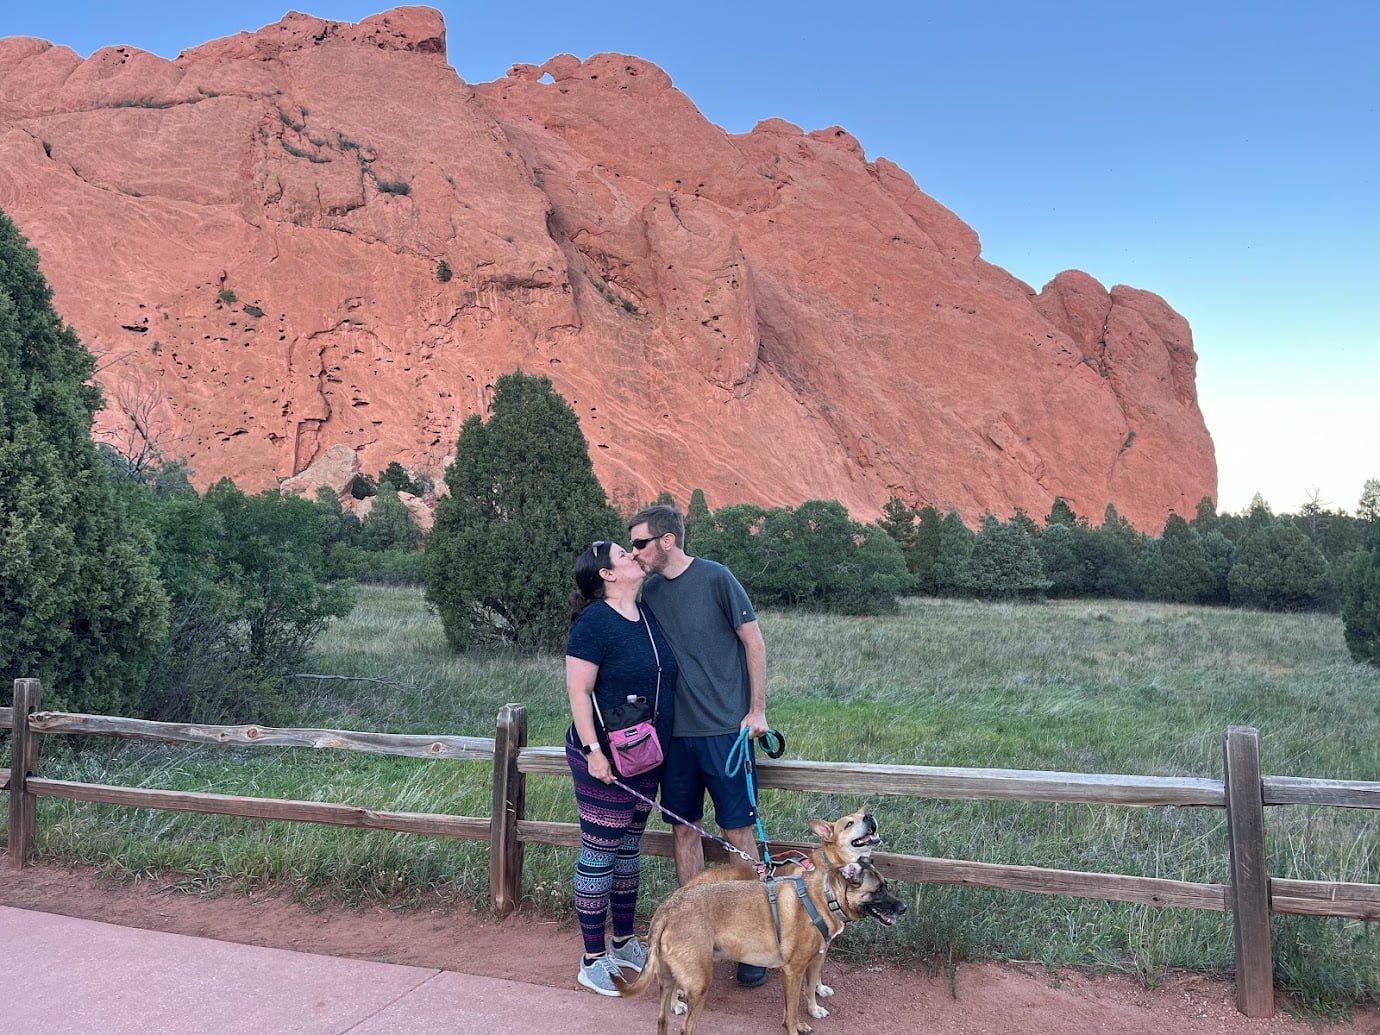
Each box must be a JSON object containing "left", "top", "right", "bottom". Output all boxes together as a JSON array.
[{"left": 736, "top": 619, "right": 768, "bottom": 736}]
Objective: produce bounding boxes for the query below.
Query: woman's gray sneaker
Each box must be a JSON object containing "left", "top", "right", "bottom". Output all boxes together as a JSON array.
[
  {"left": 609, "top": 935, "right": 647, "bottom": 971},
  {"left": 577, "top": 954, "right": 626, "bottom": 996}
]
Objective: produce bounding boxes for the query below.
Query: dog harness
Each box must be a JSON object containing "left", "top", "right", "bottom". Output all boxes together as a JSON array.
[{"left": 763, "top": 874, "right": 835, "bottom": 951}]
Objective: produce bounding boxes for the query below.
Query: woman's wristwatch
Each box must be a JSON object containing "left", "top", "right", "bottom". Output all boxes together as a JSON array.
[{"left": 582, "top": 742, "right": 601, "bottom": 755}]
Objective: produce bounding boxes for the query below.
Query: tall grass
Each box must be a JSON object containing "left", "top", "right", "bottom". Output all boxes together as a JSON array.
[{"left": 6, "top": 590, "right": 1377, "bottom": 1012}]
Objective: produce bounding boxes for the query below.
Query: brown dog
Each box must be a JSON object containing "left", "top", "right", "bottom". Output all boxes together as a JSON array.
[
  {"left": 683, "top": 808, "right": 881, "bottom": 1006},
  {"left": 615, "top": 858, "right": 905, "bottom": 1034}
]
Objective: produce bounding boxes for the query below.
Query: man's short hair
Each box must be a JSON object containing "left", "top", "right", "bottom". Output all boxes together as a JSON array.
[{"left": 629, "top": 503, "right": 685, "bottom": 548}]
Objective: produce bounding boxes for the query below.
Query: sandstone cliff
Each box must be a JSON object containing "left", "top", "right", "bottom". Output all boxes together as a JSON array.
[{"left": 0, "top": 7, "right": 1216, "bottom": 528}]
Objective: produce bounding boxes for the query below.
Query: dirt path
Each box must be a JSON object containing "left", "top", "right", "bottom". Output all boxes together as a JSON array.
[{"left": 1, "top": 861, "right": 1375, "bottom": 1034}]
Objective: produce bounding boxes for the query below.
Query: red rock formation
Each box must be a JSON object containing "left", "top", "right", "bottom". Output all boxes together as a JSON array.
[{"left": 0, "top": 7, "right": 1215, "bottom": 530}]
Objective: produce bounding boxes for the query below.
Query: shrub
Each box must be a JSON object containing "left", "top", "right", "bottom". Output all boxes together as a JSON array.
[
  {"left": 436, "top": 260, "right": 453, "bottom": 283},
  {"left": 218, "top": 288, "right": 237, "bottom": 305},
  {"left": 698, "top": 500, "right": 911, "bottom": 613}
]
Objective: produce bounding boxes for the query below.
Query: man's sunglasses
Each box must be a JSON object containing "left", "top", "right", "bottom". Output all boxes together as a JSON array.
[{"left": 630, "top": 534, "right": 664, "bottom": 550}]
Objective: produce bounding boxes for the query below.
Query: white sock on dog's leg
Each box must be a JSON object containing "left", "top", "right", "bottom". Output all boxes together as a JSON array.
[{"left": 815, "top": 983, "right": 834, "bottom": 998}]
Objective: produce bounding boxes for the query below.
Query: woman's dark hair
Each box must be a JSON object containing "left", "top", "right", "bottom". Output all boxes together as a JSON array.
[{"left": 570, "top": 540, "right": 615, "bottom": 621}]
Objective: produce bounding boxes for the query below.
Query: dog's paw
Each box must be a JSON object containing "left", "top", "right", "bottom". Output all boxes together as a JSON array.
[
  {"left": 794, "top": 1025, "right": 814, "bottom": 1035},
  {"left": 673, "top": 989, "right": 687, "bottom": 1017},
  {"left": 809, "top": 1004, "right": 830, "bottom": 1019},
  {"left": 815, "top": 983, "right": 834, "bottom": 998}
]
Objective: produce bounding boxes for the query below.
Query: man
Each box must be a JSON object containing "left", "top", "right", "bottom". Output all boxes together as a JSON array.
[{"left": 627, "top": 503, "right": 770, "bottom": 988}]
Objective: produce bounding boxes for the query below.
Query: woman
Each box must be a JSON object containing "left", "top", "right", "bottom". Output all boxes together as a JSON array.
[{"left": 565, "top": 539, "right": 677, "bottom": 996}]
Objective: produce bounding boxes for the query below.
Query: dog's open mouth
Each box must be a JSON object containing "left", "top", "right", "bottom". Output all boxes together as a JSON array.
[
  {"left": 864, "top": 902, "right": 903, "bottom": 926},
  {"left": 850, "top": 816, "right": 881, "bottom": 849}
]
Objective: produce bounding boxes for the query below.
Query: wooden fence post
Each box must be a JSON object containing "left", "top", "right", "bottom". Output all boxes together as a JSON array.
[
  {"left": 7, "top": 679, "right": 42, "bottom": 869},
  {"left": 1223, "top": 725, "right": 1273, "bottom": 1017},
  {"left": 490, "top": 703, "right": 528, "bottom": 916}
]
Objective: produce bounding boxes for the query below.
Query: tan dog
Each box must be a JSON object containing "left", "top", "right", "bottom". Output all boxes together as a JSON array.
[
  {"left": 682, "top": 808, "right": 881, "bottom": 1006},
  {"left": 616, "top": 858, "right": 905, "bottom": 1034}
]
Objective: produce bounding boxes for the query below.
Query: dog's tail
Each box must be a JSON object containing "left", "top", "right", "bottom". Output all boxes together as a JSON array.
[{"left": 611, "top": 913, "right": 664, "bottom": 998}]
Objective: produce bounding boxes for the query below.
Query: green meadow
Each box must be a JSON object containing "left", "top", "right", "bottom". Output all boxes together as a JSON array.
[{"left": 6, "top": 588, "right": 1378, "bottom": 1013}]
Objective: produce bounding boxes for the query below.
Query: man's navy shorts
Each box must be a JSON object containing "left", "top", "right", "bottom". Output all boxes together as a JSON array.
[{"left": 660, "top": 733, "right": 756, "bottom": 831}]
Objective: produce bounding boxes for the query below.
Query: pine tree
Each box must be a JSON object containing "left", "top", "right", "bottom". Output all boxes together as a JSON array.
[
  {"left": 1140, "top": 513, "right": 1213, "bottom": 603},
  {"left": 877, "top": 497, "right": 918, "bottom": 553},
  {"left": 423, "top": 371, "right": 620, "bottom": 651},
  {"left": 1342, "top": 547, "right": 1380, "bottom": 665},
  {"left": 0, "top": 210, "right": 169, "bottom": 713},
  {"left": 1045, "top": 497, "right": 1080, "bottom": 528},
  {"left": 932, "top": 510, "right": 975, "bottom": 594},
  {"left": 909, "top": 505, "right": 943, "bottom": 592},
  {"left": 1228, "top": 522, "right": 1328, "bottom": 611},
  {"left": 957, "top": 515, "right": 1051, "bottom": 599}
]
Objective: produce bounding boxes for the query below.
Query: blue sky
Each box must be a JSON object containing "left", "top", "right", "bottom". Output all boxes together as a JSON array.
[{"left": 9, "top": 2, "right": 1378, "bottom": 516}]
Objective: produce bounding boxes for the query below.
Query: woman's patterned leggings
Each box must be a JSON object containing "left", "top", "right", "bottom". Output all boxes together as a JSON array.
[{"left": 566, "top": 740, "right": 660, "bottom": 956}]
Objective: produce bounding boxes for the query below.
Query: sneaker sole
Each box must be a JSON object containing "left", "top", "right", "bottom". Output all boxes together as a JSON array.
[{"left": 577, "top": 972, "right": 623, "bottom": 997}]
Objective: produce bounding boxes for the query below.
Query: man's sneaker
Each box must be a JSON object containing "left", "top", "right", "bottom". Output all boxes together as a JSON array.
[
  {"left": 577, "top": 954, "right": 626, "bottom": 997},
  {"left": 736, "top": 962, "right": 769, "bottom": 988},
  {"left": 609, "top": 935, "right": 647, "bottom": 972}
]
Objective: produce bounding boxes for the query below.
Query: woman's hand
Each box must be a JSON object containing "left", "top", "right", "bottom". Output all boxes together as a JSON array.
[{"left": 587, "top": 746, "right": 615, "bottom": 783}]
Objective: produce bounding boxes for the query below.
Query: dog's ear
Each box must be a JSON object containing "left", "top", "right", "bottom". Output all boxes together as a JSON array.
[
  {"left": 808, "top": 818, "right": 832, "bottom": 840},
  {"left": 841, "top": 862, "right": 862, "bottom": 883}
]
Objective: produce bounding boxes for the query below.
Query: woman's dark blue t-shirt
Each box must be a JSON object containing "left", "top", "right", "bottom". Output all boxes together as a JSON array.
[{"left": 566, "top": 602, "right": 677, "bottom": 747}]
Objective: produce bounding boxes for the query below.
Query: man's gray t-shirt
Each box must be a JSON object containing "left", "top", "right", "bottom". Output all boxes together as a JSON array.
[{"left": 640, "top": 558, "right": 756, "bottom": 737}]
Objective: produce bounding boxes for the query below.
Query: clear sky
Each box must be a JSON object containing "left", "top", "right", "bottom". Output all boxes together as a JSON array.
[{"left": 9, "top": 2, "right": 1378, "bottom": 517}]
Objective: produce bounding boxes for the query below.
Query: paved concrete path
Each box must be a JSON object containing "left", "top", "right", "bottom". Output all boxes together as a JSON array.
[{"left": 0, "top": 905, "right": 774, "bottom": 1034}]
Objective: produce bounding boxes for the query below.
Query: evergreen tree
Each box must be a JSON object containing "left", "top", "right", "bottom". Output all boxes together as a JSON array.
[
  {"left": 910, "top": 505, "right": 943, "bottom": 593},
  {"left": 738, "top": 500, "right": 911, "bottom": 613},
  {"left": 377, "top": 461, "right": 422, "bottom": 496},
  {"left": 1045, "top": 497, "right": 1079, "bottom": 528},
  {"left": 687, "top": 488, "right": 710, "bottom": 521},
  {"left": 1228, "top": 522, "right": 1328, "bottom": 611},
  {"left": 1036, "top": 522, "right": 1086, "bottom": 597},
  {"left": 423, "top": 371, "right": 620, "bottom": 652},
  {"left": 1342, "top": 547, "right": 1380, "bottom": 665},
  {"left": 0, "top": 210, "right": 169, "bottom": 714},
  {"left": 359, "top": 486, "right": 421, "bottom": 552},
  {"left": 1200, "top": 530, "right": 1236, "bottom": 605},
  {"left": 1190, "top": 495, "right": 1219, "bottom": 534},
  {"left": 932, "top": 510, "right": 975, "bottom": 594},
  {"left": 878, "top": 496, "right": 918, "bottom": 553},
  {"left": 1008, "top": 507, "right": 1041, "bottom": 539},
  {"left": 1140, "top": 514, "right": 1213, "bottom": 603},
  {"left": 1359, "top": 479, "right": 1380, "bottom": 548},
  {"left": 957, "top": 515, "right": 1051, "bottom": 599}
]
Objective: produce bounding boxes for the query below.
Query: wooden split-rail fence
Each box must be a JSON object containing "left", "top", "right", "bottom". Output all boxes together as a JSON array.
[{"left": 3, "top": 677, "right": 1378, "bottom": 1018}]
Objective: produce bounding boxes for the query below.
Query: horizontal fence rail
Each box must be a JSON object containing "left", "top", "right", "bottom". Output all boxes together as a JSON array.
[
  {"left": 4, "top": 681, "right": 1379, "bottom": 1018},
  {"left": 25, "top": 712, "right": 496, "bottom": 762}
]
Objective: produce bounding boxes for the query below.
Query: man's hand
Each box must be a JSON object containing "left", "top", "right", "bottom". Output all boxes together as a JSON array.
[{"left": 740, "top": 710, "right": 769, "bottom": 738}]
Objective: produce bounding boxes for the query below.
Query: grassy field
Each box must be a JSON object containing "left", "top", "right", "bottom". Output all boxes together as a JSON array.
[{"left": 5, "top": 588, "right": 1378, "bottom": 1013}]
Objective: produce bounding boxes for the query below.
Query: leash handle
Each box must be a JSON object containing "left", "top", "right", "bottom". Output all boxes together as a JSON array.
[{"left": 725, "top": 728, "right": 773, "bottom": 866}]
